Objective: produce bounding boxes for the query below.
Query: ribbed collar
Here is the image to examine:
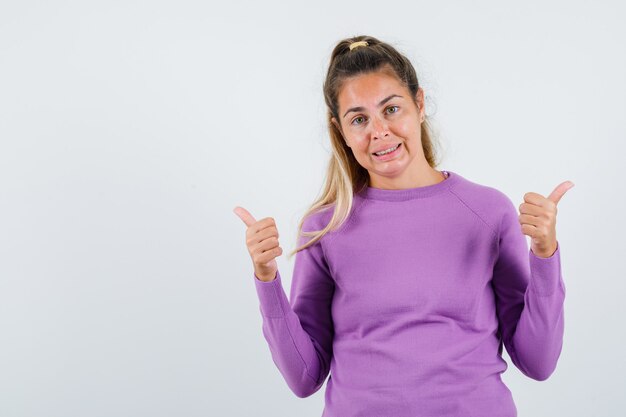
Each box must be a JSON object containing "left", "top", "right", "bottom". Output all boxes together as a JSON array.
[{"left": 357, "top": 170, "right": 460, "bottom": 201}]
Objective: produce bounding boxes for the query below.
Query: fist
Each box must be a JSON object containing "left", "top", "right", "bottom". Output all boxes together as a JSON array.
[
  {"left": 233, "top": 206, "right": 283, "bottom": 282},
  {"left": 518, "top": 180, "right": 574, "bottom": 258}
]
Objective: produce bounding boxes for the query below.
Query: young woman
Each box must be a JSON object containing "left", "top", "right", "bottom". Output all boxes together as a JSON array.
[{"left": 234, "top": 35, "right": 573, "bottom": 417}]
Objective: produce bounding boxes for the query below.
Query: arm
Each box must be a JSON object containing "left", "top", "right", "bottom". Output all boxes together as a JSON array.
[
  {"left": 253, "top": 218, "right": 335, "bottom": 397},
  {"left": 492, "top": 196, "right": 566, "bottom": 381}
]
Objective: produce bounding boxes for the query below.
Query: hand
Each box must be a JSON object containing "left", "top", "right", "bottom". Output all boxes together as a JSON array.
[
  {"left": 233, "top": 206, "right": 282, "bottom": 282},
  {"left": 518, "top": 181, "right": 575, "bottom": 258}
]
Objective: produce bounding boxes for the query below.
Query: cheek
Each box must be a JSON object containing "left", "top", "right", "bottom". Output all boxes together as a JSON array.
[
  {"left": 393, "top": 119, "right": 414, "bottom": 135},
  {"left": 350, "top": 141, "right": 373, "bottom": 162},
  {"left": 359, "top": 143, "right": 370, "bottom": 157},
  {"left": 350, "top": 137, "right": 369, "bottom": 153}
]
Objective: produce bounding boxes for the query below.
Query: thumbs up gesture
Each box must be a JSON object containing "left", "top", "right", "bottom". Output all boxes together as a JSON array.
[
  {"left": 233, "top": 206, "right": 283, "bottom": 282},
  {"left": 518, "top": 181, "right": 575, "bottom": 258}
]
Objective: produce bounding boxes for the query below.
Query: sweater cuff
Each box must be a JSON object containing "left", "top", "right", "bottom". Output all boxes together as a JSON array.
[
  {"left": 528, "top": 241, "right": 563, "bottom": 296},
  {"left": 253, "top": 270, "right": 290, "bottom": 318}
]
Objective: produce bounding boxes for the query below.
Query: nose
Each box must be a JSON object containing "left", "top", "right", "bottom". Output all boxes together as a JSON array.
[{"left": 370, "top": 114, "right": 389, "bottom": 139}]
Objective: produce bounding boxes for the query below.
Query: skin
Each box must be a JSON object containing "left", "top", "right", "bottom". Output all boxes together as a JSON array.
[
  {"left": 233, "top": 207, "right": 280, "bottom": 282},
  {"left": 519, "top": 183, "right": 574, "bottom": 258},
  {"left": 330, "top": 68, "right": 445, "bottom": 190},
  {"left": 329, "top": 67, "right": 575, "bottom": 258},
  {"left": 233, "top": 69, "right": 575, "bottom": 268}
]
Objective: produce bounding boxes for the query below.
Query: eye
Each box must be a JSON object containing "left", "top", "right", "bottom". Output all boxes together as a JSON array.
[
  {"left": 351, "top": 116, "right": 365, "bottom": 125},
  {"left": 351, "top": 106, "right": 399, "bottom": 126},
  {"left": 386, "top": 105, "right": 399, "bottom": 114}
]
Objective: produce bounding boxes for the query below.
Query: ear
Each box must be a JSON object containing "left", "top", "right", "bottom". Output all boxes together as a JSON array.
[
  {"left": 331, "top": 117, "right": 350, "bottom": 147},
  {"left": 415, "top": 87, "right": 425, "bottom": 123},
  {"left": 331, "top": 116, "right": 340, "bottom": 132}
]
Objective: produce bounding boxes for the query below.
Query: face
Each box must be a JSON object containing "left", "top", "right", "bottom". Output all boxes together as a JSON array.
[{"left": 331, "top": 69, "right": 429, "bottom": 189}]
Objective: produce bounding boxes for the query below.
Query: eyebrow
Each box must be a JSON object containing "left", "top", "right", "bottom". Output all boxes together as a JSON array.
[{"left": 343, "top": 94, "right": 403, "bottom": 118}]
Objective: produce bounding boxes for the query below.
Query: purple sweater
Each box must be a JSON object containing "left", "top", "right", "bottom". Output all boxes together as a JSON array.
[{"left": 253, "top": 170, "right": 565, "bottom": 417}]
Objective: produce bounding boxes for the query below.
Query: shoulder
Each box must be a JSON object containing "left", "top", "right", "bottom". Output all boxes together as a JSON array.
[
  {"left": 296, "top": 204, "right": 337, "bottom": 249},
  {"left": 449, "top": 172, "right": 517, "bottom": 231},
  {"left": 301, "top": 205, "right": 335, "bottom": 232}
]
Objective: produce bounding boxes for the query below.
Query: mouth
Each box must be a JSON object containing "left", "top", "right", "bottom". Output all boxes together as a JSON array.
[{"left": 372, "top": 143, "right": 402, "bottom": 160}]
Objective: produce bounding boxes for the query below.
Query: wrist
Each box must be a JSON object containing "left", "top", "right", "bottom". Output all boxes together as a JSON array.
[{"left": 255, "top": 271, "right": 277, "bottom": 282}]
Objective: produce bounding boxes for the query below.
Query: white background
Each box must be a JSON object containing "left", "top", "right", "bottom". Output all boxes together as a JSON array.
[{"left": 1, "top": 1, "right": 624, "bottom": 416}]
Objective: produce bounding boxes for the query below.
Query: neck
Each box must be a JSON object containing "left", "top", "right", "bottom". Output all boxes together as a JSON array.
[{"left": 368, "top": 167, "right": 446, "bottom": 190}]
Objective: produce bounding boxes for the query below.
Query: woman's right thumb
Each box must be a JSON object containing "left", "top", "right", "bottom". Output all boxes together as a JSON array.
[{"left": 233, "top": 206, "right": 256, "bottom": 227}]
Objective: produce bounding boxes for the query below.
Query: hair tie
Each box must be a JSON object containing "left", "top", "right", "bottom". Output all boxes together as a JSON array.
[{"left": 349, "top": 40, "right": 369, "bottom": 51}]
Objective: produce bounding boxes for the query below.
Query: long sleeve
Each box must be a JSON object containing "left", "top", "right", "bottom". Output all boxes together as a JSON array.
[
  {"left": 491, "top": 196, "right": 566, "bottom": 381},
  {"left": 253, "top": 217, "right": 335, "bottom": 398}
]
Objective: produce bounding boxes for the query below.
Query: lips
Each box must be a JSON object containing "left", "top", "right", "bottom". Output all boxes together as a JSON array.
[
  {"left": 372, "top": 143, "right": 400, "bottom": 155},
  {"left": 372, "top": 143, "right": 402, "bottom": 160}
]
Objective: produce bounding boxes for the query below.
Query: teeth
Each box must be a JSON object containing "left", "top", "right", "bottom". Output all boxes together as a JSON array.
[{"left": 375, "top": 144, "right": 399, "bottom": 156}]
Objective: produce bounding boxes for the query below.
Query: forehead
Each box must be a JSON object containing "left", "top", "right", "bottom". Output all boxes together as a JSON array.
[{"left": 337, "top": 70, "right": 405, "bottom": 106}]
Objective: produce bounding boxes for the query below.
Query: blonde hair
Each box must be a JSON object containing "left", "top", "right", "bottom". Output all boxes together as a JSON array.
[{"left": 286, "top": 35, "right": 443, "bottom": 260}]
